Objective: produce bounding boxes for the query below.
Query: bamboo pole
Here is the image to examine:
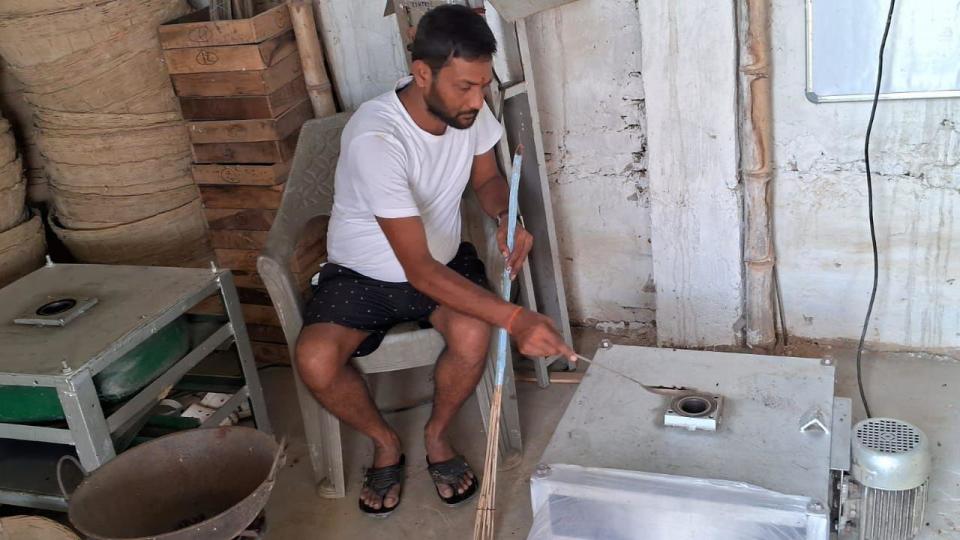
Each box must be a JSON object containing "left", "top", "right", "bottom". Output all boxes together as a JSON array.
[
  {"left": 738, "top": 0, "right": 777, "bottom": 347},
  {"left": 287, "top": 0, "right": 337, "bottom": 118}
]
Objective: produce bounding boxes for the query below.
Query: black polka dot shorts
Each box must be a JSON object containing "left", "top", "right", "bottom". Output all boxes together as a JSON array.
[{"left": 303, "top": 242, "right": 488, "bottom": 357}]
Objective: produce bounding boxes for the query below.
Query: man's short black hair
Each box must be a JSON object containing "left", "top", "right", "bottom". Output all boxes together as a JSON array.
[{"left": 410, "top": 4, "right": 497, "bottom": 72}]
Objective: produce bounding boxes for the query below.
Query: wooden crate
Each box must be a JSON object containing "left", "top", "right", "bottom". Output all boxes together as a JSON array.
[
  {"left": 172, "top": 52, "right": 303, "bottom": 98},
  {"left": 200, "top": 185, "right": 285, "bottom": 209},
  {"left": 233, "top": 268, "right": 314, "bottom": 292},
  {"left": 215, "top": 234, "right": 324, "bottom": 273},
  {"left": 190, "top": 295, "right": 281, "bottom": 326},
  {"left": 191, "top": 128, "right": 300, "bottom": 164},
  {"left": 188, "top": 99, "right": 311, "bottom": 144},
  {"left": 209, "top": 216, "right": 327, "bottom": 250},
  {"left": 163, "top": 30, "right": 297, "bottom": 75},
  {"left": 248, "top": 324, "right": 287, "bottom": 344},
  {"left": 193, "top": 162, "right": 291, "bottom": 186},
  {"left": 251, "top": 341, "right": 289, "bottom": 365},
  {"left": 179, "top": 77, "right": 307, "bottom": 120},
  {"left": 160, "top": 4, "right": 293, "bottom": 50},
  {"left": 205, "top": 208, "right": 277, "bottom": 230}
]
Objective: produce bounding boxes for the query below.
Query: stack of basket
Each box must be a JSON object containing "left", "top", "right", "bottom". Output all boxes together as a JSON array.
[
  {"left": 160, "top": 4, "right": 332, "bottom": 363},
  {"left": 0, "top": 65, "right": 46, "bottom": 204},
  {"left": 0, "top": 113, "right": 45, "bottom": 288},
  {"left": 0, "top": 0, "right": 211, "bottom": 267}
]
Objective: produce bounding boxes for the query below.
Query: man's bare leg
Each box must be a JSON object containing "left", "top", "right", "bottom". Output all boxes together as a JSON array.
[
  {"left": 425, "top": 306, "right": 491, "bottom": 498},
  {"left": 295, "top": 323, "right": 401, "bottom": 510}
]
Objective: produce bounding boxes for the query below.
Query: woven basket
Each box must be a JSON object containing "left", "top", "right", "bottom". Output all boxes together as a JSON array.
[
  {"left": 51, "top": 183, "right": 200, "bottom": 230},
  {"left": 51, "top": 198, "right": 212, "bottom": 266},
  {"left": 37, "top": 122, "right": 189, "bottom": 166},
  {"left": 0, "top": 115, "right": 25, "bottom": 231},
  {"left": 0, "top": 178, "right": 26, "bottom": 232},
  {"left": 0, "top": 0, "right": 189, "bottom": 67},
  {"left": 0, "top": 210, "right": 45, "bottom": 288}
]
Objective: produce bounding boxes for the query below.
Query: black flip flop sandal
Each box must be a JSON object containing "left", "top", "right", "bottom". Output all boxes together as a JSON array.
[
  {"left": 427, "top": 455, "right": 478, "bottom": 507},
  {"left": 359, "top": 454, "right": 405, "bottom": 517}
]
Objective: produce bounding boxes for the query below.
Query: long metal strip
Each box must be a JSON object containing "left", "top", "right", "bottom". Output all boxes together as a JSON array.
[
  {"left": 494, "top": 148, "right": 524, "bottom": 387},
  {"left": 106, "top": 324, "right": 234, "bottom": 433}
]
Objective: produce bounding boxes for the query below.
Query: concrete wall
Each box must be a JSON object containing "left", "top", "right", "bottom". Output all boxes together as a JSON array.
[
  {"left": 771, "top": 0, "right": 960, "bottom": 349},
  {"left": 637, "top": 0, "right": 743, "bottom": 347},
  {"left": 525, "top": 0, "right": 654, "bottom": 329},
  {"left": 313, "top": 0, "right": 407, "bottom": 110},
  {"left": 312, "top": 0, "right": 959, "bottom": 349}
]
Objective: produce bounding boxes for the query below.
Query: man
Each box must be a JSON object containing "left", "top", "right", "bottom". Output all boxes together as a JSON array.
[{"left": 295, "top": 5, "right": 575, "bottom": 516}]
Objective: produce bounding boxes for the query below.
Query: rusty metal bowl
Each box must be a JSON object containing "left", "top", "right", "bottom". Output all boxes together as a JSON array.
[{"left": 64, "top": 427, "right": 283, "bottom": 540}]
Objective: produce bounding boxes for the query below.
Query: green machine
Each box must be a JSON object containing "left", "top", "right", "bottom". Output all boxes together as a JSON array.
[{"left": 0, "top": 318, "right": 190, "bottom": 423}]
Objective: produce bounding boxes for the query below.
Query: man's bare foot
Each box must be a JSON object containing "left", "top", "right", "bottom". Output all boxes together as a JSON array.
[{"left": 359, "top": 433, "right": 403, "bottom": 512}]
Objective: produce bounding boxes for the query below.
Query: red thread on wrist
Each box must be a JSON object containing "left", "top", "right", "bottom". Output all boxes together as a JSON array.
[{"left": 505, "top": 306, "right": 523, "bottom": 334}]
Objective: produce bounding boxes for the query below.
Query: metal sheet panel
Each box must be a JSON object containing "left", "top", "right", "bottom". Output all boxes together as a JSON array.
[
  {"left": 0, "top": 264, "right": 219, "bottom": 379},
  {"left": 830, "top": 397, "right": 853, "bottom": 472},
  {"left": 502, "top": 92, "right": 573, "bottom": 350},
  {"left": 541, "top": 345, "right": 836, "bottom": 505},
  {"left": 487, "top": 0, "right": 579, "bottom": 22}
]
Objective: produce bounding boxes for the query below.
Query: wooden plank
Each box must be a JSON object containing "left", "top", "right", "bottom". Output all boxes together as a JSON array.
[
  {"left": 210, "top": 229, "right": 271, "bottom": 250},
  {"left": 193, "top": 162, "right": 290, "bottom": 186},
  {"left": 163, "top": 31, "right": 297, "bottom": 74},
  {"left": 248, "top": 324, "right": 287, "bottom": 344},
  {"left": 171, "top": 52, "right": 303, "bottom": 97},
  {"left": 200, "top": 185, "right": 285, "bottom": 209},
  {"left": 251, "top": 341, "right": 290, "bottom": 364},
  {"left": 188, "top": 99, "right": 312, "bottom": 144},
  {"left": 191, "top": 128, "right": 300, "bottom": 164},
  {"left": 205, "top": 208, "right": 277, "bottom": 230},
  {"left": 215, "top": 248, "right": 260, "bottom": 272},
  {"left": 190, "top": 296, "right": 281, "bottom": 326},
  {"left": 236, "top": 286, "right": 274, "bottom": 305},
  {"left": 179, "top": 77, "right": 307, "bottom": 120},
  {"left": 160, "top": 4, "right": 292, "bottom": 49},
  {"left": 215, "top": 231, "right": 324, "bottom": 272},
  {"left": 209, "top": 215, "right": 327, "bottom": 250},
  {"left": 234, "top": 269, "right": 314, "bottom": 292}
]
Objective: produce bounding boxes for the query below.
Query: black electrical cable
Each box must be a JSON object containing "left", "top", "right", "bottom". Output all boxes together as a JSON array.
[{"left": 857, "top": 0, "right": 897, "bottom": 420}]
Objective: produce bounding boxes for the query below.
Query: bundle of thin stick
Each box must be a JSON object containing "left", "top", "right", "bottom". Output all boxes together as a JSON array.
[{"left": 473, "top": 145, "right": 523, "bottom": 540}]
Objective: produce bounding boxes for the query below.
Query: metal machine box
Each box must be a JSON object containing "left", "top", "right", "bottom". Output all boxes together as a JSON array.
[{"left": 534, "top": 345, "right": 847, "bottom": 539}]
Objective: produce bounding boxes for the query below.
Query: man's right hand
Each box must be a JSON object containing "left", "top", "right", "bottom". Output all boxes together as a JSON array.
[{"left": 509, "top": 309, "right": 576, "bottom": 361}]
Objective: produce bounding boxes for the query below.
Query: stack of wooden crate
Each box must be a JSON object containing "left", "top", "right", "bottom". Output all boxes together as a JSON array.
[{"left": 160, "top": 5, "right": 327, "bottom": 364}]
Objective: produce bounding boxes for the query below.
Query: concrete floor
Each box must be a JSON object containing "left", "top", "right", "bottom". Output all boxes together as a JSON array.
[{"left": 261, "top": 331, "right": 960, "bottom": 539}]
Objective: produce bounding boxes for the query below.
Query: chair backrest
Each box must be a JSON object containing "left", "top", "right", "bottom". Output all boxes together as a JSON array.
[
  {"left": 258, "top": 113, "right": 351, "bottom": 350},
  {"left": 264, "top": 113, "right": 352, "bottom": 262}
]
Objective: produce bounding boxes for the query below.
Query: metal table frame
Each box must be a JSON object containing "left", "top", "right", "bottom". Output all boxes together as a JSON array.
[{"left": 0, "top": 264, "right": 271, "bottom": 511}]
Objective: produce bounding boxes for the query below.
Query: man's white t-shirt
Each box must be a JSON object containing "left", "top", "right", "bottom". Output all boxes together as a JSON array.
[{"left": 326, "top": 77, "right": 503, "bottom": 283}]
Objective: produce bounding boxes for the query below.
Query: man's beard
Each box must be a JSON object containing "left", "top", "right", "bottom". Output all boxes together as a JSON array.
[{"left": 425, "top": 87, "right": 479, "bottom": 130}]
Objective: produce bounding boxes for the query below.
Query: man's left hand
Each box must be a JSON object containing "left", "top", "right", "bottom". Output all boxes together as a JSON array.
[{"left": 497, "top": 218, "right": 533, "bottom": 279}]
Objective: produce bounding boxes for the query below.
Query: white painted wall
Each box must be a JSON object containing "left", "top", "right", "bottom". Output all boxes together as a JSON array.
[
  {"left": 771, "top": 0, "right": 960, "bottom": 349},
  {"left": 525, "top": 0, "right": 654, "bottom": 328},
  {"left": 638, "top": 0, "right": 744, "bottom": 347},
  {"left": 313, "top": 0, "right": 407, "bottom": 110},
  {"left": 311, "top": 0, "right": 960, "bottom": 349}
]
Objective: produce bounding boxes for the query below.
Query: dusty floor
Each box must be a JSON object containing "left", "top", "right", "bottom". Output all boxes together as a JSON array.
[{"left": 262, "top": 330, "right": 959, "bottom": 539}]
